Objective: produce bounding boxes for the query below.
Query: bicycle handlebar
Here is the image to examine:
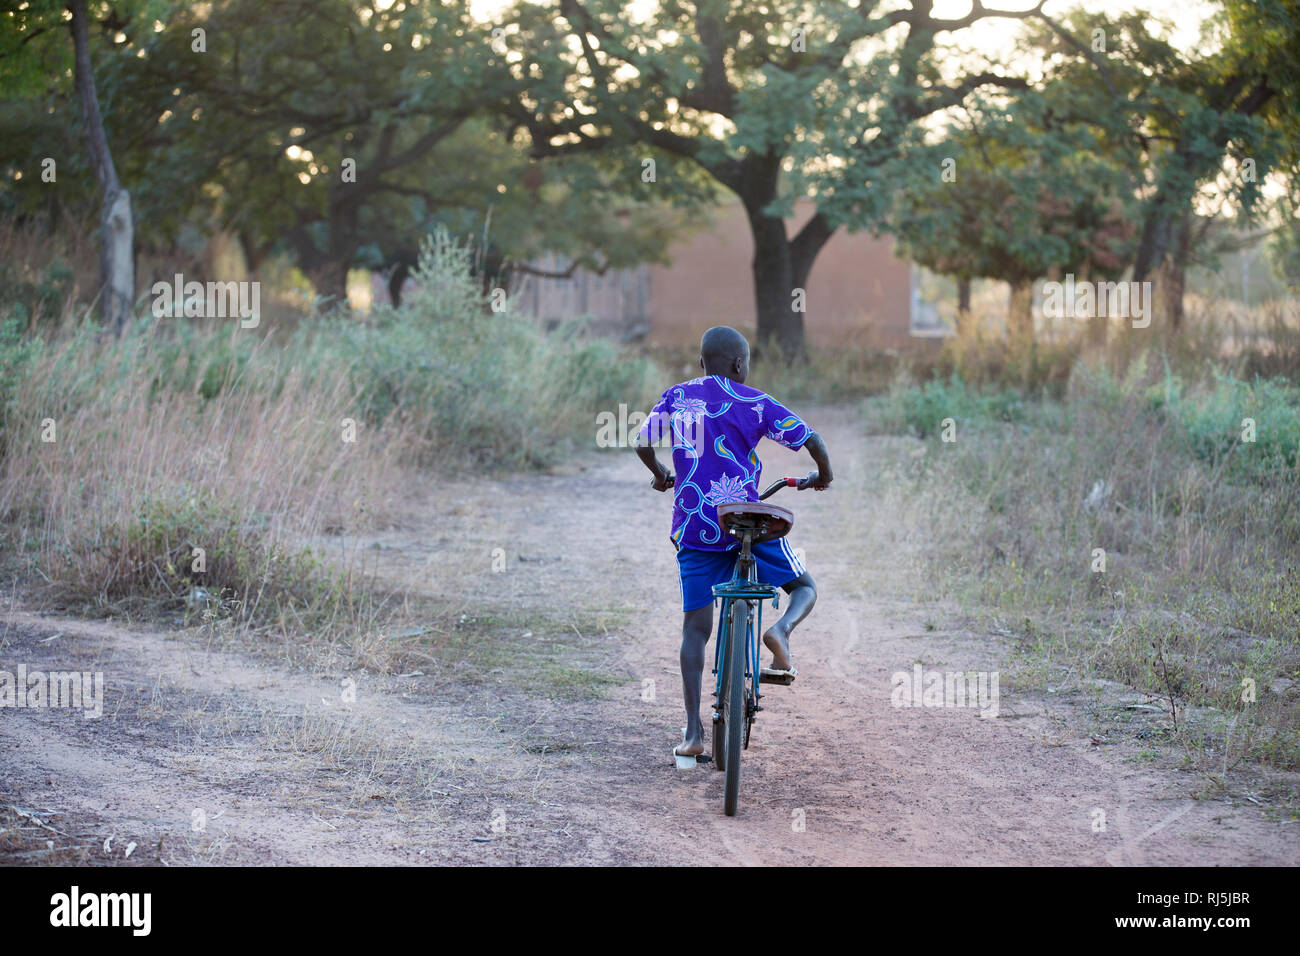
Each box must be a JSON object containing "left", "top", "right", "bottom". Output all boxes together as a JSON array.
[{"left": 758, "top": 476, "right": 808, "bottom": 501}]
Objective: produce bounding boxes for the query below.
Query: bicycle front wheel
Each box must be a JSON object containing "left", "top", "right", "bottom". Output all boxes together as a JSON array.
[{"left": 723, "top": 597, "right": 747, "bottom": 816}]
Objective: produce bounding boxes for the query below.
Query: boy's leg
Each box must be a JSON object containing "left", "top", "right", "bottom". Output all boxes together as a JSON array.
[
  {"left": 763, "top": 571, "right": 816, "bottom": 671},
  {"left": 679, "top": 605, "right": 713, "bottom": 754}
]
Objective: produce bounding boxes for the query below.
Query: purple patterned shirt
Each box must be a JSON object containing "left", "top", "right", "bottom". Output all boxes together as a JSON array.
[{"left": 638, "top": 375, "right": 812, "bottom": 551}]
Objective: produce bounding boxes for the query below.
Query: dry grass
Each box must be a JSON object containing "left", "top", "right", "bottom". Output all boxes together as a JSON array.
[
  {"left": 0, "top": 229, "right": 659, "bottom": 670},
  {"left": 0, "top": 326, "right": 409, "bottom": 632},
  {"left": 865, "top": 352, "right": 1300, "bottom": 788}
]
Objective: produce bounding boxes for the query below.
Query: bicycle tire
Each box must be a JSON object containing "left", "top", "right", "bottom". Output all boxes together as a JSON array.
[
  {"left": 712, "top": 707, "right": 725, "bottom": 773},
  {"left": 713, "top": 601, "right": 732, "bottom": 773},
  {"left": 723, "top": 597, "right": 747, "bottom": 816}
]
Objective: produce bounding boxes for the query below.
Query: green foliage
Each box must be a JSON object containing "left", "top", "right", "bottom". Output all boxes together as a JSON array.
[
  {"left": 1266, "top": 184, "right": 1300, "bottom": 295},
  {"left": 1159, "top": 372, "right": 1300, "bottom": 473},
  {"left": 892, "top": 89, "right": 1140, "bottom": 287},
  {"left": 0, "top": 259, "right": 75, "bottom": 326},
  {"left": 879, "top": 376, "right": 1026, "bottom": 438},
  {"left": 2, "top": 227, "right": 658, "bottom": 474},
  {"left": 294, "top": 228, "right": 658, "bottom": 470},
  {"left": 0, "top": 0, "right": 72, "bottom": 94},
  {"left": 143, "top": 319, "right": 260, "bottom": 403},
  {"left": 884, "top": 363, "right": 1300, "bottom": 476},
  {"left": 0, "top": 1, "right": 693, "bottom": 294}
]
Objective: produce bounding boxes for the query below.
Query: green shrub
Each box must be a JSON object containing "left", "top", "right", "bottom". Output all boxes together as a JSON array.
[
  {"left": 290, "top": 228, "right": 659, "bottom": 470},
  {"left": 1167, "top": 373, "right": 1300, "bottom": 474},
  {"left": 878, "top": 374, "right": 1026, "bottom": 438},
  {"left": 0, "top": 258, "right": 74, "bottom": 327}
]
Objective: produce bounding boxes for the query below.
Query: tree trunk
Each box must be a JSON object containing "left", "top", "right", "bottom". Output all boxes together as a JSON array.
[
  {"left": 741, "top": 206, "right": 836, "bottom": 363},
  {"left": 70, "top": 0, "right": 133, "bottom": 335},
  {"left": 1132, "top": 209, "right": 1172, "bottom": 285},
  {"left": 1132, "top": 78, "right": 1274, "bottom": 285},
  {"left": 238, "top": 229, "right": 271, "bottom": 277},
  {"left": 1008, "top": 279, "right": 1035, "bottom": 346},
  {"left": 956, "top": 278, "right": 972, "bottom": 334},
  {"left": 746, "top": 207, "right": 802, "bottom": 360},
  {"left": 1164, "top": 213, "right": 1192, "bottom": 333},
  {"left": 287, "top": 195, "right": 358, "bottom": 308},
  {"left": 729, "top": 152, "right": 836, "bottom": 362},
  {"left": 309, "top": 260, "right": 350, "bottom": 306},
  {"left": 388, "top": 260, "right": 411, "bottom": 308}
]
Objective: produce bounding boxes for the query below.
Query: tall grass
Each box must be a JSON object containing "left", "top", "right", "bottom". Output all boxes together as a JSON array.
[
  {"left": 870, "top": 359, "right": 1300, "bottom": 779},
  {"left": 305, "top": 231, "right": 659, "bottom": 471},
  {"left": 0, "top": 228, "right": 659, "bottom": 636},
  {"left": 0, "top": 322, "right": 405, "bottom": 623}
]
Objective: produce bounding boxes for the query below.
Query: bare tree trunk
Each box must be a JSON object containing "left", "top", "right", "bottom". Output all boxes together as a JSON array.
[
  {"left": 1008, "top": 279, "right": 1035, "bottom": 346},
  {"left": 1164, "top": 214, "right": 1192, "bottom": 333},
  {"left": 957, "top": 278, "right": 972, "bottom": 334},
  {"left": 288, "top": 215, "right": 355, "bottom": 308},
  {"left": 1132, "top": 209, "right": 1172, "bottom": 285},
  {"left": 388, "top": 260, "right": 412, "bottom": 308},
  {"left": 238, "top": 229, "right": 272, "bottom": 277},
  {"left": 308, "top": 260, "right": 350, "bottom": 306},
  {"left": 745, "top": 206, "right": 802, "bottom": 360},
  {"left": 70, "top": 0, "right": 133, "bottom": 335}
]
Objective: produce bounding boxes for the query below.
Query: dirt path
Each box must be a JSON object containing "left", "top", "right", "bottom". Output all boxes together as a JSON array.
[{"left": 1, "top": 406, "right": 1296, "bottom": 865}]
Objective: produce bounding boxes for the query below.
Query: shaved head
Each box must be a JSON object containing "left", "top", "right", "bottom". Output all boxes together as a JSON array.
[{"left": 700, "top": 326, "right": 750, "bottom": 380}]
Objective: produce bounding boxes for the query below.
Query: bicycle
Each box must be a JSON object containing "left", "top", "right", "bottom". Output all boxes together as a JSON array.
[{"left": 710, "top": 475, "right": 812, "bottom": 817}]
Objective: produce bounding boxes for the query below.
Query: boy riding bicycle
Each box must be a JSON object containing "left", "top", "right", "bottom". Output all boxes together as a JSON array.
[{"left": 635, "top": 326, "right": 833, "bottom": 760}]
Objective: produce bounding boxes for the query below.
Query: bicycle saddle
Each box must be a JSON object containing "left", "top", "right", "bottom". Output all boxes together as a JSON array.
[{"left": 715, "top": 501, "right": 794, "bottom": 544}]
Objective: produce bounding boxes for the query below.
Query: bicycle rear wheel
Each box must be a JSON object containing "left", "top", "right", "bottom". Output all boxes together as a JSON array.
[{"left": 723, "top": 598, "right": 747, "bottom": 816}]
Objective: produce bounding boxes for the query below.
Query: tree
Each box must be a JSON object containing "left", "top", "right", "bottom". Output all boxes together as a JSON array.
[
  {"left": 503, "top": 0, "right": 1103, "bottom": 359},
  {"left": 69, "top": 0, "right": 135, "bottom": 333},
  {"left": 1019, "top": 2, "right": 1299, "bottom": 331},
  {"left": 112, "top": 0, "right": 497, "bottom": 305},
  {"left": 1, "top": 0, "right": 153, "bottom": 334},
  {"left": 892, "top": 91, "right": 1138, "bottom": 344},
  {"left": 86, "top": 0, "right": 692, "bottom": 307},
  {"left": 360, "top": 119, "right": 701, "bottom": 307}
]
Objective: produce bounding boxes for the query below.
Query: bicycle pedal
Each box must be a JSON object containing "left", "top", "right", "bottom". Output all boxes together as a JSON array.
[{"left": 759, "top": 672, "right": 795, "bottom": 685}]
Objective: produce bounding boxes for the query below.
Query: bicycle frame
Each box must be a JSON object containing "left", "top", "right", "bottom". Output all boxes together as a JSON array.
[{"left": 709, "top": 519, "right": 781, "bottom": 743}]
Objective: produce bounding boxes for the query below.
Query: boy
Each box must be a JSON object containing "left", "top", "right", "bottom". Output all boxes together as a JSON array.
[{"left": 635, "top": 326, "right": 833, "bottom": 759}]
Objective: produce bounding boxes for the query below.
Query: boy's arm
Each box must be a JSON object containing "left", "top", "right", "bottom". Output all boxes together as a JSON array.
[
  {"left": 799, "top": 432, "right": 833, "bottom": 490},
  {"left": 635, "top": 435, "right": 674, "bottom": 492}
]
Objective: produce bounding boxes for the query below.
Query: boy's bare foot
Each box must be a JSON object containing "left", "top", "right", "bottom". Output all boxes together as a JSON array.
[
  {"left": 675, "top": 726, "right": 704, "bottom": 757},
  {"left": 763, "top": 627, "right": 793, "bottom": 672}
]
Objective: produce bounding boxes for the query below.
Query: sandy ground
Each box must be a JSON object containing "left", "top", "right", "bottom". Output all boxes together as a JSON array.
[{"left": 1, "top": 406, "right": 1296, "bottom": 865}]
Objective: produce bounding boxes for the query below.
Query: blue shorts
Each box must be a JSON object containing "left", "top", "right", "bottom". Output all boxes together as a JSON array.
[{"left": 676, "top": 540, "right": 807, "bottom": 613}]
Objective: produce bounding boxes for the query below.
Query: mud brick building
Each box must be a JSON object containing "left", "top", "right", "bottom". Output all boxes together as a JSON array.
[{"left": 513, "top": 198, "right": 946, "bottom": 348}]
